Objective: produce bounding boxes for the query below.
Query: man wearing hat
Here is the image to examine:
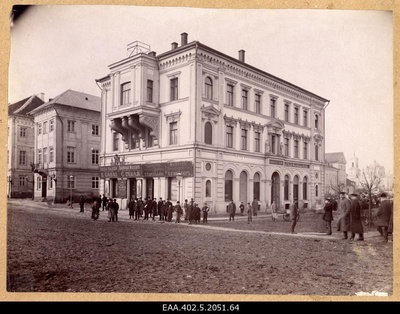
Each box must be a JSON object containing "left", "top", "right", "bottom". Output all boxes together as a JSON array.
[
  {"left": 337, "top": 192, "right": 351, "bottom": 239},
  {"left": 349, "top": 193, "right": 364, "bottom": 241},
  {"left": 202, "top": 202, "right": 209, "bottom": 224},
  {"left": 323, "top": 197, "right": 334, "bottom": 235},
  {"left": 290, "top": 198, "right": 299, "bottom": 234},
  {"left": 376, "top": 192, "right": 393, "bottom": 241}
]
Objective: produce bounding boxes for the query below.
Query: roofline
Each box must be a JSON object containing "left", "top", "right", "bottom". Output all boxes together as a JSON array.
[
  {"left": 95, "top": 75, "right": 110, "bottom": 83},
  {"left": 30, "top": 102, "right": 101, "bottom": 116},
  {"left": 158, "top": 41, "right": 329, "bottom": 103}
]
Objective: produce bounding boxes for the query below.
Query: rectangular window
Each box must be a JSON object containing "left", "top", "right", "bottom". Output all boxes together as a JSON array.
[
  {"left": 43, "top": 147, "right": 47, "bottom": 163},
  {"left": 294, "top": 140, "right": 299, "bottom": 158},
  {"left": 303, "top": 142, "right": 308, "bottom": 159},
  {"left": 303, "top": 110, "right": 308, "bottom": 127},
  {"left": 49, "top": 177, "right": 53, "bottom": 189},
  {"left": 147, "top": 80, "right": 153, "bottom": 102},
  {"left": 19, "top": 176, "right": 26, "bottom": 186},
  {"left": 270, "top": 99, "right": 276, "bottom": 118},
  {"left": 241, "top": 129, "right": 248, "bottom": 150},
  {"left": 38, "top": 149, "right": 42, "bottom": 164},
  {"left": 255, "top": 94, "right": 261, "bottom": 114},
  {"left": 294, "top": 107, "right": 299, "bottom": 124},
  {"left": 169, "top": 122, "right": 178, "bottom": 145},
  {"left": 241, "top": 89, "right": 248, "bottom": 110},
  {"left": 38, "top": 123, "right": 42, "bottom": 135},
  {"left": 67, "top": 147, "right": 75, "bottom": 163},
  {"left": 284, "top": 138, "right": 289, "bottom": 156},
  {"left": 50, "top": 119, "right": 54, "bottom": 132},
  {"left": 67, "top": 120, "right": 75, "bottom": 132},
  {"left": 43, "top": 121, "right": 47, "bottom": 134},
  {"left": 170, "top": 78, "right": 178, "bottom": 101},
  {"left": 37, "top": 176, "right": 42, "bottom": 190},
  {"left": 120, "top": 82, "right": 131, "bottom": 106},
  {"left": 254, "top": 132, "right": 261, "bottom": 152},
  {"left": 284, "top": 104, "right": 289, "bottom": 122},
  {"left": 49, "top": 147, "right": 54, "bottom": 163},
  {"left": 315, "top": 145, "right": 319, "bottom": 161},
  {"left": 20, "top": 127, "right": 26, "bottom": 137},
  {"left": 113, "top": 132, "right": 119, "bottom": 151},
  {"left": 19, "top": 151, "right": 27, "bottom": 165},
  {"left": 147, "top": 129, "right": 153, "bottom": 148},
  {"left": 67, "top": 176, "right": 75, "bottom": 189},
  {"left": 92, "top": 149, "right": 99, "bottom": 165},
  {"left": 92, "top": 124, "right": 99, "bottom": 136},
  {"left": 271, "top": 135, "right": 276, "bottom": 154},
  {"left": 92, "top": 177, "right": 99, "bottom": 189},
  {"left": 226, "top": 126, "right": 233, "bottom": 148},
  {"left": 226, "top": 84, "right": 234, "bottom": 106}
]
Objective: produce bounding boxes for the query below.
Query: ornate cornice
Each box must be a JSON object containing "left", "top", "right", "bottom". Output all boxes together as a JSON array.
[
  {"left": 238, "top": 119, "right": 252, "bottom": 130},
  {"left": 223, "top": 115, "right": 238, "bottom": 127},
  {"left": 164, "top": 110, "right": 182, "bottom": 123}
]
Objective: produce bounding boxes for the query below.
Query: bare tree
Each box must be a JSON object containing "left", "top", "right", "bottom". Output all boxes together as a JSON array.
[{"left": 359, "top": 161, "right": 385, "bottom": 225}]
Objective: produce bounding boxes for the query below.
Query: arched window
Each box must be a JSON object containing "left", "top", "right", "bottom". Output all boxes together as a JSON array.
[
  {"left": 253, "top": 173, "right": 260, "bottom": 201},
  {"left": 284, "top": 175, "right": 289, "bottom": 200},
  {"left": 303, "top": 176, "right": 308, "bottom": 200},
  {"left": 315, "top": 114, "right": 319, "bottom": 129},
  {"left": 205, "top": 77, "right": 213, "bottom": 100},
  {"left": 206, "top": 180, "right": 211, "bottom": 197},
  {"left": 293, "top": 175, "right": 299, "bottom": 200},
  {"left": 204, "top": 122, "right": 212, "bottom": 145},
  {"left": 224, "top": 170, "right": 233, "bottom": 201},
  {"left": 315, "top": 184, "right": 319, "bottom": 197}
]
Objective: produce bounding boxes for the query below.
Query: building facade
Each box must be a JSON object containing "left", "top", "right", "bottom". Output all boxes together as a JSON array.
[
  {"left": 347, "top": 153, "right": 362, "bottom": 188},
  {"left": 30, "top": 90, "right": 101, "bottom": 202},
  {"left": 7, "top": 94, "right": 44, "bottom": 198},
  {"left": 96, "top": 33, "right": 329, "bottom": 212},
  {"left": 324, "top": 152, "right": 347, "bottom": 195}
]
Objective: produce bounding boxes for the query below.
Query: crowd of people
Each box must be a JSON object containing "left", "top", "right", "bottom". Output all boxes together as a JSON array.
[{"left": 77, "top": 192, "right": 393, "bottom": 242}]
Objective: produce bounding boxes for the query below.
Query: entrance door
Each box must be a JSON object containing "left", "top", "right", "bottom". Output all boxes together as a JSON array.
[
  {"left": 41, "top": 176, "right": 47, "bottom": 198},
  {"left": 293, "top": 175, "right": 299, "bottom": 201},
  {"left": 129, "top": 179, "right": 137, "bottom": 200},
  {"left": 271, "top": 172, "right": 280, "bottom": 210},
  {"left": 146, "top": 178, "right": 154, "bottom": 199},
  {"left": 239, "top": 171, "right": 248, "bottom": 204}
]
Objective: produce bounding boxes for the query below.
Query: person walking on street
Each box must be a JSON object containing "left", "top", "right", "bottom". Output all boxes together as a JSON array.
[
  {"left": 252, "top": 198, "right": 259, "bottom": 217},
  {"left": 246, "top": 202, "right": 253, "bottom": 224},
  {"left": 239, "top": 202, "right": 245, "bottom": 216},
  {"left": 194, "top": 203, "right": 201, "bottom": 224},
  {"left": 152, "top": 198, "right": 158, "bottom": 221},
  {"left": 188, "top": 198, "right": 194, "bottom": 224},
  {"left": 102, "top": 194, "right": 108, "bottom": 211},
  {"left": 79, "top": 196, "right": 85, "bottom": 213},
  {"left": 91, "top": 200, "right": 100, "bottom": 220},
  {"left": 160, "top": 200, "right": 166, "bottom": 222},
  {"left": 337, "top": 192, "right": 351, "bottom": 239},
  {"left": 113, "top": 199, "right": 119, "bottom": 222},
  {"left": 157, "top": 198, "right": 163, "bottom": 220},
  {"left": 323, "top": 197, "right": 334, "bottom": 235},
  {"left": 128, "top": 198, "right": 135, "bottom": 219},
  {"left": 107, "top": 198, "right": 115, "bottom": 222},
  {"left": 271, "top": 200, "right": 278, "bottom": 221},
  {"left": 202, "top": 202, "right": 209, "bottom": 223},
  {"left": 183, "top": 199, "right": 189, "bottom": 221},
  {"left": 167, "top": 202, "right": 174, "bottom": 222},
  {"left": 290, "top": 198, "right": 299, "bottom": 234},
  {"left": 349, "top": 193, "right": 364, "bottom": 241},
  {"left": 175, "top": 201, "right": 183, "bottom": 223},
  {"left": 376, "top": 192, "right": 393, "bottom": 242},
  {"left": 227, "top": 200, "right": 236, "bottom": 222},
  {"left": 134, "top": 198, "right": 140, "bottom": 221}
]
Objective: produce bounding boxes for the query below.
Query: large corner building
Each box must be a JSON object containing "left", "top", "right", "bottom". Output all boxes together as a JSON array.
[{"left": 96, "top": 33, "right": 330, "bottom": 212}]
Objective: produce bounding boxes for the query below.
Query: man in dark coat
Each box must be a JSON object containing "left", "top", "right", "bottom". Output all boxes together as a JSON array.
[
  {"left": 102, "top": 194, "right": 108, "bottom": 211},
  {"left": 252, "top": 198, "right": 259, "bottom": 217},
  {"left": 175, "top": 201, "right": 183, "bottom": 223},
  {"left": 337, "top": 192, "right": 351, "bottom": 239},
  {"left": 157, "top": 198, "right": 163, "bottom": 219},
  {"left": 79, "top": 196, "right": 85, "bottom": 213},
  {"left": 227, "top": 200, "right": 236, "bottom": 222},
  {"left": 144, "top": 197, "right": 152, "bottom": 220},
  {"left": 376, "top": 192, "right": 393, "bottom": 241},
  {"left": 152, "top": 198, "right": 158, "bottom": 221},
  {"left": 349, "top": 194, "right": 364, "bottom": 241},
  {"left": 323, "top": 197, "right": 334, "bottom": 235},
  {"left": 202, "top": 202, "right": 209, "bottom": 223},
  {"left": 239, "top": 202, "right": 245, "bottom": 216},
  {"left": 114, "top": 199, "right": 119, "bottom": 222},
  {"left": 183, "top": 199, "right": 189, "bottom": 221},
  {"left": 290, "top": 199, "right": 299, "bottom": 234},
  {"left": 188, "top": 198, "right": 194, "bottom": 224},
  {"left": 134, "top": 198, "right": 140, "bottom": 220},
  {"left": 165, "top": 199, "right": 172, "bottom": 221},
  {"left": 128, "top": 197, "right": 135, "bottom": 219}
]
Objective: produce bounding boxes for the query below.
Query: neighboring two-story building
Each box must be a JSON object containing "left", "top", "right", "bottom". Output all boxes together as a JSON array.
[
  {"left": 324, "top": 152, "right": 347, "bottom": 195},
  {"left": 7, "top": 94, "right": 45, "bottom": 198},
  {"left": 29, "top": 90, "right": 101, "bottom": 202},
  {"left": 96, "top": 33, "right": 330, "bottom": 212}
]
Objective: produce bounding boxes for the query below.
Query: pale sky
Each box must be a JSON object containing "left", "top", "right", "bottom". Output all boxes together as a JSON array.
[{"left": 8, "top": 6, "right": 393, "bottom": 174}]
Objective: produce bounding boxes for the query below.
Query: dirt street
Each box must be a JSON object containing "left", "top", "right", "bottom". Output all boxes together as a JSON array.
[{"left": 7, "top": 202, "right": 392, "bottom": 296}]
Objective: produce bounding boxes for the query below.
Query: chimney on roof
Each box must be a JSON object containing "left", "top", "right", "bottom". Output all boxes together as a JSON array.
[
  {"left": 238, "top": 50, "right": 245, "bottom": 63},
  {"left": 181, "top": 32, "right": 188, "bottom": 46},
  {"left": 171, "top": 42, "right": 178, "bottom": 50},
  {"left": 148, "top": 51, "right": 156, "bottom": 57},
  {"left": 36, "top": 93, "right": 45, "bottom": 101}
]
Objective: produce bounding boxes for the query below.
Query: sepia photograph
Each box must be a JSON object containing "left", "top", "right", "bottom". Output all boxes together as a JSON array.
[{"left": 2, "top": 3, "right": 397, "bottom": 301}]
